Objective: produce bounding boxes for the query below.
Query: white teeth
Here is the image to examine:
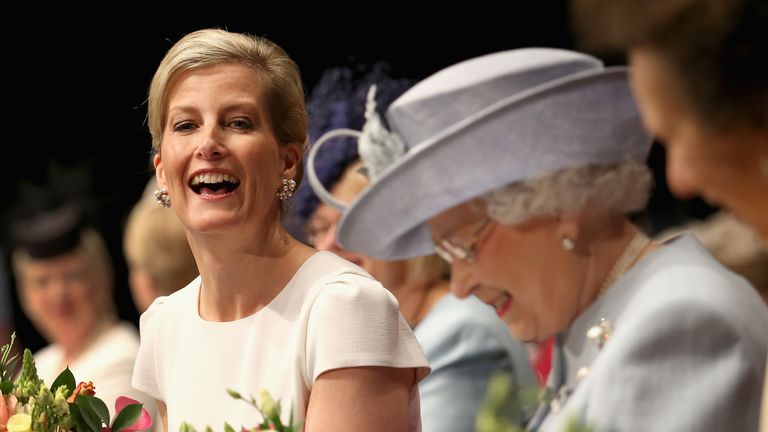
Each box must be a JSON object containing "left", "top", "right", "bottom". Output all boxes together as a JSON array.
[
  {"left": 494, "top": 293, "right": 511, "bottom": 309},
  {"left": 190, "top": 173, "right": 240, "bottom": 186}
]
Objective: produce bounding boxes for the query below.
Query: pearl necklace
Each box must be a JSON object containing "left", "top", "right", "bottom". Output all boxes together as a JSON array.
[{"left": 599, "top": 231, "right": 651, "bottom": 295}]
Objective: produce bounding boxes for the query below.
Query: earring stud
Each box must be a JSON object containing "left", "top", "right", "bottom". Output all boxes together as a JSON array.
[
  {"left": 276, "top": 178, "right": 296, "bottom": 200},
  {"left": 154, "top": 188, "right": 171, "bottom": 208}
]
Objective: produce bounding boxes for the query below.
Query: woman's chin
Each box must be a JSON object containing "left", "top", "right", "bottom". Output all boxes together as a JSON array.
[
  {"left": 185, "top": 213, "right": 243, "bottom": 234},
  {"left": 504, "top": 316, "right": 533, "bottom": 342}
]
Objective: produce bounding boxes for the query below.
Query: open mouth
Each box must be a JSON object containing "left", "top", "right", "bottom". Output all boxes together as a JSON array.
[
  {"left": 189, "top": 172, "right": 241, "bottom": 196},
  {"left": 491, "top": 292, "right": 513, "bottom": 317}
]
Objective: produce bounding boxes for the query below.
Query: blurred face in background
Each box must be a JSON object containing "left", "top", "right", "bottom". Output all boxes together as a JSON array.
[
  {"left": 308, "top": 162, "right": 373, "bottom": 271},
  {"left": 629, "top": 47, "right": 768, "bottom": 240},
  {"left": 127, "top": 267, "right": 157, "bottom": 314},
  {"left": 19, "top": 249, "right": 104, "bottom": 349}
]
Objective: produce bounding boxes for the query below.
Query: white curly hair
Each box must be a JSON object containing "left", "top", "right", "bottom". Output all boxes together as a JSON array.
[{"left": 483, "top": 161, "right": 653, "bottom": 225}]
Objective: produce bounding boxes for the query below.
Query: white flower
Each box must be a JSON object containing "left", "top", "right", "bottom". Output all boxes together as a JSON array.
[
  {"left": 258, "top": 389, "right": 278, "bottom": 419},
  {"left": 6, "top": 413, "right": 31, "bottom": 432}
]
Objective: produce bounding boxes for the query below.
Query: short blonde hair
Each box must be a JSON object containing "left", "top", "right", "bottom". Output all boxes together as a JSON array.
[
  {"left": 124, "top": 201, "right": 198, "bottom": 295},
  {"left": 484, "top": 161, "right": 652, "bottom": 225},
  {"left": 147, "top": 28, "right": 308, "bottom": 183}
]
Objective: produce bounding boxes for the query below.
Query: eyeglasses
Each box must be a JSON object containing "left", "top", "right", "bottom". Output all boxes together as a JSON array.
[{"left": 433, "top": 218, "right": 492, "bottom": 264}]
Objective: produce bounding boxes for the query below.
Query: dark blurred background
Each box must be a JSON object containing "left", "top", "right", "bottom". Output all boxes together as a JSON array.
[{"left": 0, "top": 5, "right": 716, "bottom": 352}]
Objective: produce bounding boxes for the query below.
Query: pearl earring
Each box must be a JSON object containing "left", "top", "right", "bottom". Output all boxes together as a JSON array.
[
  {"left": 154, "top": 188, "right": 171, "bottom": 208},
  {"left": 562, "top": 237, "right": 575, "bottom": 251},
  {"left": 276, "top": 178, "right": 297, "bottom": 200}
]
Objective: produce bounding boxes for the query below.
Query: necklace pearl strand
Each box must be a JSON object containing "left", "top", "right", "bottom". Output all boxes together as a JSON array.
[{"left": 598, "top": 231, "right": 652, "bottom": 295}]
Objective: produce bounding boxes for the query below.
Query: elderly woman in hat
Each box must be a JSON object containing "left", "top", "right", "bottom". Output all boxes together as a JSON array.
[
  {"left": 301, "top": 64, "right": 536, "bottom": 432},
  {"left": 317, "top": 49, "right": 768, "bottom": 431},
  {"left": 9, "top": 202, "right": 157, "bottom": 421}
]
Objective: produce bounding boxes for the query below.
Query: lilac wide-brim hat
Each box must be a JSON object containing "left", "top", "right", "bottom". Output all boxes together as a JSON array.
[{"left": 313, "top": 48, "right": 653, "bottom": 260}]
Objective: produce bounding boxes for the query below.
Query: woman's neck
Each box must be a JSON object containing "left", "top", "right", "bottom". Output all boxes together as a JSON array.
[
  {"left": 61, "top": 315, "right": 116, "bottom": 366},
  {"left": 577, "top": 219, "right": 657, "bottom": 314},
  {"left": 190, "top": 226, "right": 316, "bottom": 321}
]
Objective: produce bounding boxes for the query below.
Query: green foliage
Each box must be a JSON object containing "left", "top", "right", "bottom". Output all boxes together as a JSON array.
[
  {"left": 1, "top": 332, "right": 20, "bottom": 394},
  {"left": 13, "top": 349, "right": 46, "bottom": 403},
  {"left": 51, "top": 367, "right": 76, "bottom": 397},
  {"left": 564, "top": 416, "right": 597, "bottom": 432},
  {"left": 111, "top": 403, "right": 143, "bottom": 432},
  {"left": 185, "top": 389, "right": 302, "bottom": 432},
  {"left": 476, "top": 372, "right": 537, "bottom": 432},
  {"left": 1, "top": 335, "right": 150, "bottom": 432},
  {"left": 76, "top": 394, "right": 111, "bottom": 430},
  {"left": 179, "top": 422, "right": 198, "bottom": 432},
  {"left": 475, "top": 372, "right": 597, "bottom": 432}
]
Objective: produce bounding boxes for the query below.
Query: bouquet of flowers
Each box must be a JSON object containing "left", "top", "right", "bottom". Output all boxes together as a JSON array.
[
  {"left": 179, "top": 388, "right": 301, "bottom": 432},
  {"left": 1, "top": 333, "right": 152, "bottom": 432}
]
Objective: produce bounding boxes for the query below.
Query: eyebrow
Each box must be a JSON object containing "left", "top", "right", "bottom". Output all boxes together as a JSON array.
[{"left": 167, "top": 100, "right": 262, "bottom": 118}]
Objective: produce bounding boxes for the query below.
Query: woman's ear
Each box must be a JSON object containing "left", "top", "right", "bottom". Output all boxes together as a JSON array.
[
  {"left": 557, "top": 211, "right": 583, "bottom": 253},
  {"left": 280, "top": 142, "right": 302, "bottom": 179},
  {"left": 154, "top": 153, "right": 166, "bottom": 187},
  {"left": 558, "top": 204, "right": 616, "bottom": 253}
]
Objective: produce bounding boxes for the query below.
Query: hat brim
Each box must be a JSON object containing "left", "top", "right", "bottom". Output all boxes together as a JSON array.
[{"left": 336, "top": 67, "right": 652, "bottom": 260}]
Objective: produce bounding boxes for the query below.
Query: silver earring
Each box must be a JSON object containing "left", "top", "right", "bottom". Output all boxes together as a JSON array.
[
  {"left": 154, "top": 188, "right": 171, "bottom": 208},
  {"left": 276, "top": 178, "right": 297, "bottom": 201},
  {"left": 562, "top": 237, "right": 575, "bottom": 251}
]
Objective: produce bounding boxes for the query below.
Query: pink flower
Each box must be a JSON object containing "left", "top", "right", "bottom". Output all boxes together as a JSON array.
[
  {"left": 1, "top": 395, "right": 8, "bottom": 432},
  {"left": 0, "top": 395, "right": 17, "bottom": 432},
  {"left": 113, "top": 397, "right": 153, "bottom": 432}
]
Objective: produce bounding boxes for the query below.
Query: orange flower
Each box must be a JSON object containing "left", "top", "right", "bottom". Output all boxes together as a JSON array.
[{"left": 67, "top": 381, "right": 96, "bottom": 403}]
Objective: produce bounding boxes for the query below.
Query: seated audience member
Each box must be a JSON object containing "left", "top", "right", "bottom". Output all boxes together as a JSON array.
[
  {"left": 10, "top": 201, "right": 157, "bottom": 420},
  {"left": 297, "top": 66, "right": 535, "bottom": 430}
]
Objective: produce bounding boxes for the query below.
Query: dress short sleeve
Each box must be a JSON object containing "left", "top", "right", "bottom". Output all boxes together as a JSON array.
[
  {"left": 305, "top": 271, "right": 430, "bottom": 383},
  {"left": 131, "top": 296, "right": 166, "bottom": 401}
]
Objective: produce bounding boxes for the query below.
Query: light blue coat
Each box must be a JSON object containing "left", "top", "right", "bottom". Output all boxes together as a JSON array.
[
  {"left": 529, "top": 235, "right": 768, "bottom": 431},
  {"left": 416, "top": 294, "right": 536, "bottom": 432}
]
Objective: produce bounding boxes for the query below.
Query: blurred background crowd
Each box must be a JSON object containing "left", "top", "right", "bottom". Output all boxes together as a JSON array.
[
  {"left": 1, "top": 4, "right": 729, "bottom": 353},
  {"left": 2, "top": 3, "right": 766, "bottom": 430}
]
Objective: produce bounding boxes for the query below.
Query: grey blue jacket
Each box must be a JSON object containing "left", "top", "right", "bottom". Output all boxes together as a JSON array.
[
  {"left": 530, "top": 235, "right": 768, "bottom": 431},
  {"left": 416, "top": 294, "right": 536, "bottom": 432}
]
